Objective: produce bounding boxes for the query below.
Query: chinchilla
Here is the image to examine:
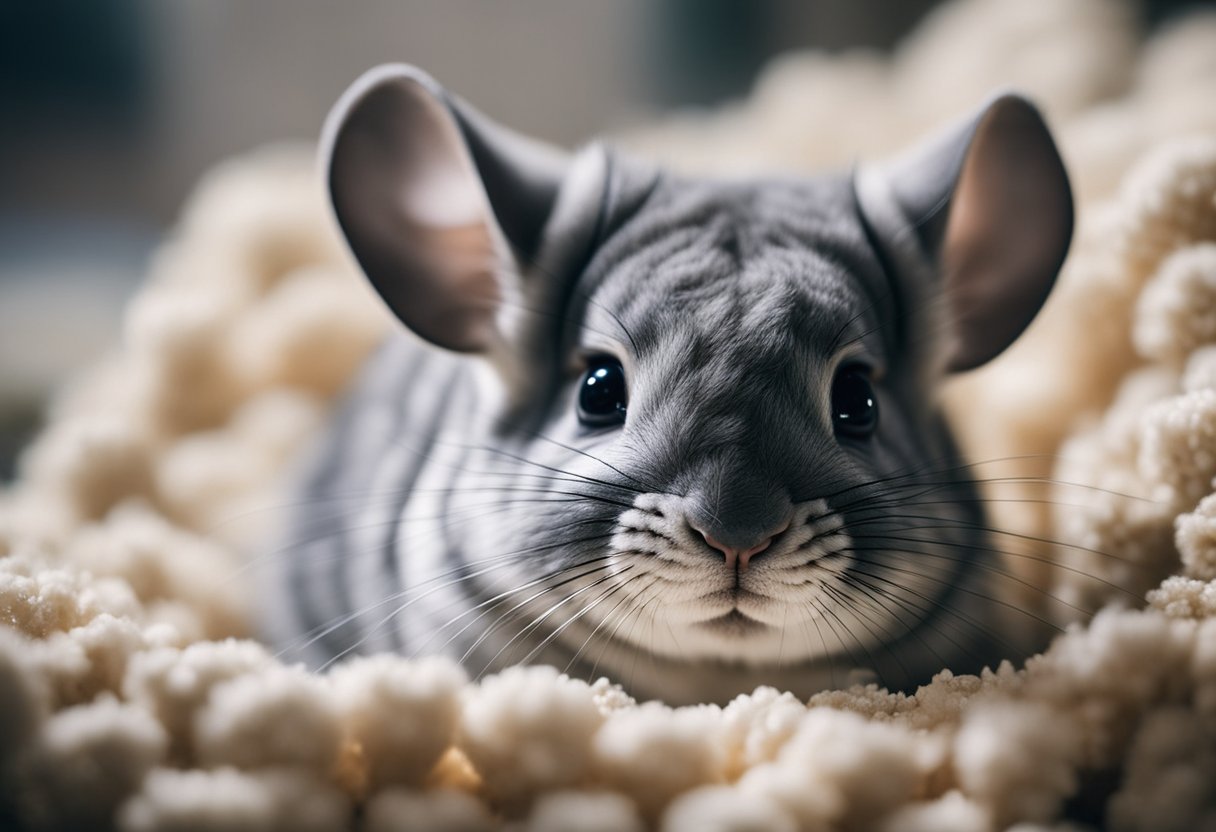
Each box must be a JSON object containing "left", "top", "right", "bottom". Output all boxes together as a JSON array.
[{"left": 262, "top": 64, "right": 1073, "bottom": 705}]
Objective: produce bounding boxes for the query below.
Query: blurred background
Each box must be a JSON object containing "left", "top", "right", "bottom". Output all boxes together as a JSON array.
[{"left": 0, "top": 0, "right": 1207, "bottom": 480}]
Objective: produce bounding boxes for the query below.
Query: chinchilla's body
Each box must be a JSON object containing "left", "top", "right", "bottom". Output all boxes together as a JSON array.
[{"left": 263, "top": 65, "right": 1073, "bottom": 705}]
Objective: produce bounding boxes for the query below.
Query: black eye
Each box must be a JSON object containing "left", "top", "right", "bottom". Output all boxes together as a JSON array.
[
  {"left": 578, "top": 358, "right": 628, "bottom": 427},
  {"left": 831, "top": 366, "right": 878, "bottom": 438}
]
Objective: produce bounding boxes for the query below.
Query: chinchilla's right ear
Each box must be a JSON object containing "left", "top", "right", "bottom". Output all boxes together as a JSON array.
[
  {"left": 855, "top": 93, "right": 1073, "bottom": 373},
  {"left": 322, "top": 64, "right": 601, "bottom": 355}
]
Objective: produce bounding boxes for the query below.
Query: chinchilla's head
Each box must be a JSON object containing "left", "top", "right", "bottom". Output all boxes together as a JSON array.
[{"left": 322, "top": 65, "right": 1072, "bottom": 694}]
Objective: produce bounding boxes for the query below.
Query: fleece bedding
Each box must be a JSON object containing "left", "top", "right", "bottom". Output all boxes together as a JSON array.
[{"left": 2, "top": 0, "right": 1216, "bottom": 829}]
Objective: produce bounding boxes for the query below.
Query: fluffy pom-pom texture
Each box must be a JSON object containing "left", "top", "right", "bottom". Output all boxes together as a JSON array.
[{"left": 2, "top": 0, "right": 1216, "bottom": 829}]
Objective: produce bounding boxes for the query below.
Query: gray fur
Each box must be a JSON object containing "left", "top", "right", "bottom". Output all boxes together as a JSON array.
[{"left": 262, "top": 66, "right": 1072, "bottom": 705}]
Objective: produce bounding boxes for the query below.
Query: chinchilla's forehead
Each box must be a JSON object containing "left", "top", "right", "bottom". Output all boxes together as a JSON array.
[{"left": 570, "top": 165, "right": 897, "bottom": 361}]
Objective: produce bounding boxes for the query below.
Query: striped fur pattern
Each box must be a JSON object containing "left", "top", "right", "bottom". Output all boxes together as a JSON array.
[{"left": 263, "top": 66, "right": 1072, "bottom": 704}]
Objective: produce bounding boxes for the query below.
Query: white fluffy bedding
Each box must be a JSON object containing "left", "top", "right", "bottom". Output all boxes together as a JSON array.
[{"left": 3, "top": 1, "right": 1216, "bottom": 829}]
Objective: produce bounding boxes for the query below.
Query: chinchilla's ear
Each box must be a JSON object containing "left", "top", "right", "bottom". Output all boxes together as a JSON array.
[
  {"left": 322, "top": 64, "right": 603, "bottom": 354},
  {"left": 855, "top": 93, "right": 1073, "bottom": 372}
]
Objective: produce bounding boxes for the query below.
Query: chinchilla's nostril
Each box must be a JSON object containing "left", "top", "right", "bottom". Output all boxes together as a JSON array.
[{"left": 695, "top": 518, "right": 790, "bottom": 571}]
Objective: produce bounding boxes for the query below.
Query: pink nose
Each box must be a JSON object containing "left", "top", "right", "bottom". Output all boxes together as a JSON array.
[{"left": 698, "top": 521, "right": 789, "bottom": 571}]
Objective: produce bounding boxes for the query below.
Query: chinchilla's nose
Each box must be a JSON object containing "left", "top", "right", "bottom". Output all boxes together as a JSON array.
[
  {"left": 685, "top": 475, "right": 793, "bottom": 570},
  {"left": 691, "top": 519, "right": 791, "bottom": 571}
]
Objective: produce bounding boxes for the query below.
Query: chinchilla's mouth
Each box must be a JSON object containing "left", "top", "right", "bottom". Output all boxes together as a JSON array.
[{"left": 696, "top": 607, "right": 769, "bottom": 636}]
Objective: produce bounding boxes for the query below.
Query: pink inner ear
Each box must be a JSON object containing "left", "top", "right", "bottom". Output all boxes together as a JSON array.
[
  {"left": 395, "top": 97, "right": 488, "bottom": 228},
  {"left": 328, "top": 72, "right": 506, "bottom": 353},
  {"left": 940, "top": 100, "right": 1072, "bottom": 372},
  {"left": 405, "top": 223, "right": 503, "bottom": 347}
]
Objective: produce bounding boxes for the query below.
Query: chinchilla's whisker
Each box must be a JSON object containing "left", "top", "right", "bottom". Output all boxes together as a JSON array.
[
  {"left": 801, "top": 606, "right": 837, "bottom": 689},
  {"left": 481, "top": 269, "right": 632, "bottom": 347},
  {"left": 848, "top": 537, "right": 1094, "bottom": 616},
  {"left": 968, "top": 476, "right": 1156, "bottom": 503},
  {"left": 582, "top": 570, "right": 664, "bottom": 694},
  {"left": 813, "top": 586, "right": 876, "bottom": 678},
  {"left": 842, "top": 555, "right": 1068, "bottom": 662},
  {"left": 585, "top": 575, "right": 662, "bottom": 683},
  {"left": 776, "top": 604, "right": 790, "bottom": 671},
  {"left": 476, "top": 567, "right": 630, "bottom": 678},
  {"left": 307, "top": 537, "right": 617, "bottom": 670},
  {"left": 842, "top": 511, "right": 1153, "bottom": 569},
  {"left": 233, "top": 481, "right": 627, "bottom": 578},
  {"left": 837, "top": 571, "right": 970, "bottom": 672},
  {"left": 585, "top": 293, "right": 641, "bottom": 356},
  {"left": 407, "top": 465, "right": 642, "bottom": 494},
  {"left": 405, "top": 544, "right": 614, "bottom": 643},
  {"left": 818, "top": 579, "right": 900, "bottom": 674},
  {"left": 322, "top": 560, "right": 602, "bottom": 675},
  {"left": 819, "top": 451, "right": 1152, "bottom": 511},
  {"left": 826, "top": 471, "right": 992, "bottom": 515},
  {"left": 530, "top": 430, "right": 668, "bottom": 495},
  {"left": 419, "top": 556, "right": 620, "bottom": 661},
  {"left": 827, "top": 473, "right": 992, "bottom": 517},
  {"left": 845, "top": 543, "right": 1078, "bottom": 632},
  {"left": 235, "top": 496, "right": 575, "bottom": 575},
  {"left": 361, "top": 419, "right": 648, "bottom": 504},
  {"left": 429, "top": 438, "right": 648, "bottom": 495},
  {"left": 827, "top": 287, "right": 890, "bottom": 356},
  {"left": 565, "top": 574, "right": 657, "bottom": 677},
  {"left": 519, "top": 574, "right": 657, "bottom": 671},
  {"left": 806, "top": 594, "right": 865, "bottom": 680},
  {"left": 286, "top": 536, "right": 614, "bottom": 662},
  {"left": 839, "top": 562, "right": 1014, "bottom": 663},
  {"left": 849, "top": 574, "right": 972, "bottom": 681},
  {"left": 627, "top": 588, "right": 667, "bottom": 695},
  {"left": 831, "top": 473, "right": 1155, "bottom": 517},
  {"left": 856, "top": 559, "right": 1074, "bottom": 651},
  {"left": 818, "top": 580, "right": 914, "bottom": 684},
  {"left": 884, "top": 475, "right": 1154, "bottom": 505},
  {"left": 455, "top": 556, "right": 624, "bottom": 667},
  {"left": 505, "top": 569, "right": 651, "bottom": 671},
  {"left": 812, "top": 447, "right": 1003, "bottom": 502},
  {"left": 847, "top": 527, "right": 1149, "bottom": 594},
  {"left": 368, "top": 484, "right": 637, "bottom": 511},
  {"left": 236, "top": 494, "right": 602, "bottom": 581},
  {"left": 860, "top": 495, "right": 1145, "bottom": 514},
  {"left": 210, "top": 472, "right": 625, "bottom": 531}
]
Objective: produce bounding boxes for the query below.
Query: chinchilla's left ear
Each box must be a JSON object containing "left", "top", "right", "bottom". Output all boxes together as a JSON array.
[{"left": 855, "top": 93, "right": 1073, "bottom": 372}]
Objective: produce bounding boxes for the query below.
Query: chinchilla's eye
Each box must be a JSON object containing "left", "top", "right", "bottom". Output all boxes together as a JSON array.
[
  {"left": 831, "top": 366, "right": 878, "bottom": 438},
  {"left": 578, "top": 357, "right": 628, "bottom": 427}
]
